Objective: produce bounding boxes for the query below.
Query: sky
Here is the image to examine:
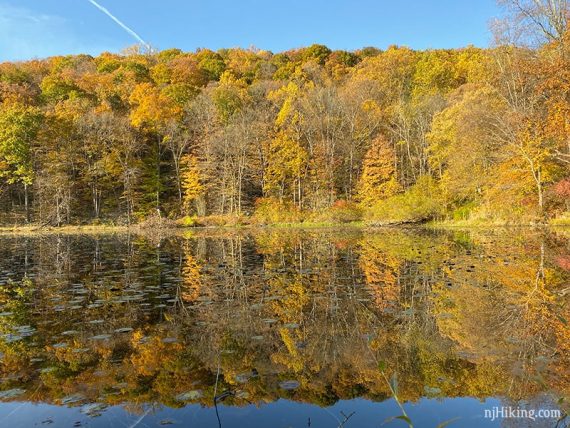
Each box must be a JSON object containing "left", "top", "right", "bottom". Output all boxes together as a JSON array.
[{"left": 0, "top": 0, "right": 501, "bottom": 62}]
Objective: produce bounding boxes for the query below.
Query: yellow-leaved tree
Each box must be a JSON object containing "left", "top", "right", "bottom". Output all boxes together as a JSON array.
[
  {"left": 263, "top": 132, "right": 307, "bottom": 206},
  {"left": 357, "top": 135, "right": 399, "bottom": 206},
  {"left": 181, "top": 154, "right": 204, "bottom": 215}
]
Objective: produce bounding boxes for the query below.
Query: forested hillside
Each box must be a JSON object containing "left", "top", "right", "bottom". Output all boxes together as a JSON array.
[{"left": 1, "top": 2, "right": 569, "bottom": 226}]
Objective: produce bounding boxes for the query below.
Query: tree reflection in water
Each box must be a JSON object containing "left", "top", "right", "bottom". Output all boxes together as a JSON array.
[{"left": 0, "top": 228, "right": 568, "bottom": 426}]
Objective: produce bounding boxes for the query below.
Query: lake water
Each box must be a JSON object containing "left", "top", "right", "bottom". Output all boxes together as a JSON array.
[{"left": 0, "top": 227, "right": 568, "bottom": 427}]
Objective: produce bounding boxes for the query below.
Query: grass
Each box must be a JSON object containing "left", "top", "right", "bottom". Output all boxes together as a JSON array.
[
  {"left": 0, "top": 224, "right": 130, "bottom": 236},
  {"left": 550, "top": 214, "right": 570, "bottom": 226},
  {"left": 430, "top": 218, "right": 546, "bottom": 228},
  {"left": 431, "top": 212, "right": 570, "bottom": 228},
  {"left": 2, "top": 210, "right": 569, "bottom": 236},
  {"left": 0, "top": 220, "right": 366, "bottom": 236},
  {"left": 255, "top": 220, "right": 365, "bottom": 228}
]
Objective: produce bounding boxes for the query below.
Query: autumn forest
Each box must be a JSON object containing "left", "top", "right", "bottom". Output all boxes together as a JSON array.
[{"left": 1, "top": 1, "right": 570, "bottom": 228}]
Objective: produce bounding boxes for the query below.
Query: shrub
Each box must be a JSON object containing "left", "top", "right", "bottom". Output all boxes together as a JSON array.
[
  {"left": 195, "top": 214, "right": 249, "bottom": 227},
  {"left": 365, "top": 176, "right": 444, "bottom": 224},
  {"left": 451, "top": 201, "right": 478, "bottom": 220},
  {"left": 138, "top": 213, "right": 178, "bottom": 229},
  {"left": 554, "top": 178, "right": 570, "bottom": 198},
  {"left": 311, "top": 200, "right": 363, "bottom": 223},
  {"left": 253, "top": 197, "right": 304, "bottom": 224},
  {"left": 177, "top": 215, "right": 197, "bottom": 227},
  {"left": 555, "top": 255, "right": 570, "bottom": 271}
]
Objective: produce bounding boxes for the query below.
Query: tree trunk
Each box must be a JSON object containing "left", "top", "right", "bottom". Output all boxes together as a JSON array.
[
  {"left": 24, "top": 183, "right": 30, "bottom": 223},
  {"left": 156, "top": 135, "right": 161, "bottom": 213}
]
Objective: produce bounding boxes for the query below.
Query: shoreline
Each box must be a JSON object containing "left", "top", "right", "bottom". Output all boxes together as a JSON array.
[{"left": 0, "top": 220, "right": 568, "bottom": 236}]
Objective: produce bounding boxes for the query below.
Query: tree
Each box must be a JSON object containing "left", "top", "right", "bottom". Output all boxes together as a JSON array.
[
  {"left": 357, "top": 136, "right": 399, "bottom": 206},
  {"left": 338, "top": 79, "right": 383, "bottom": 199},
  {"left": 0, "top": 102, "right": 43, "bottom": 222},
  {"left": 181, "top": 154, "right": 204, "bottom": 215},
  {"left": 105, "top": 116, "right": 141, "bottom": 224},
  {"left": 264, "top": 132, "right": 307, "bottom": 206},
  {"left": 302, "top": 44, "right": 332, "bottom": 65},
  {"left": 0, "top": 38, "right": 570, "bottom": 225},
  {"left": 427, "top": 84, "right": 506, "bottom": 203},
  {"left": 77, "top": 110, "right": 113, "bottom": 219},
  {"left": 495, "top": 0, "right": 569, "bottom": 45},
  {"left": 196, "top": 49, "right": 226, "bottom": 81},
  {"left": 129, "top": 82, "right": 182, "bottom": 215},
  {"left": 507, "top": 120, "right": 559, "bottom": 213},
  {"left": 34, "top": 109, "right": 77, "bottom": 226}
]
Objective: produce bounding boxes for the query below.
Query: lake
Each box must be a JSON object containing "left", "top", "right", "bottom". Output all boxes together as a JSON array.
[{"left": 0, "top": 227, "right": 568, "bottom": 427}]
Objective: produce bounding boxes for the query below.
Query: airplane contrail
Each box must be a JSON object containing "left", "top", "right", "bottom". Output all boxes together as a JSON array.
[{"left": 86, "top": 0, "right": 151, "bottom": 50}]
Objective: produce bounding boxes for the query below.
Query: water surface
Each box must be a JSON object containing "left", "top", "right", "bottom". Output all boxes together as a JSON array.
[{"left": 0, "top": 228, "right": 568, "bottom": 427}]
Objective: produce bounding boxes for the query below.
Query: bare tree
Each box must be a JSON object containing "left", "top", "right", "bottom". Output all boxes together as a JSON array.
[{"left": 494, "top": 0, "right": 569, "bottom": 46}]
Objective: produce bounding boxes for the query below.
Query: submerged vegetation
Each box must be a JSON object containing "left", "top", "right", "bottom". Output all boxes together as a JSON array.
[{"left": 0, "top": 1, "right": 569, "bottom": 228}]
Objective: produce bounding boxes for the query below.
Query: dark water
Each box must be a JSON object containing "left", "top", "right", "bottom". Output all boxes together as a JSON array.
[{"left": 0, "top": 228, "right": 568, "bottom": 428}]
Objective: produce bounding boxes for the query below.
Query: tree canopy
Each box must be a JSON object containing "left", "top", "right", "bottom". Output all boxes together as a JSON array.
[{"left": 0, "top": 9, "right": 569, "bottom": 225}]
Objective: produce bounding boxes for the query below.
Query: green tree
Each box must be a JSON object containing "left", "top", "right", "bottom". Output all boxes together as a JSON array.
[{"left": 0, "top": 102, "right": 43, "bottom": 221}]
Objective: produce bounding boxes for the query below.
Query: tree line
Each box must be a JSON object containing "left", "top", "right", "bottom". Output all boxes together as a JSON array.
[{"left": 0, "top": 0, "right": 569, "bottom": 226}]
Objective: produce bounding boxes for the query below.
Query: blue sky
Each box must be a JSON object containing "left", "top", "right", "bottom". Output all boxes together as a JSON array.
[{"left": 1, "top": 0, "right": 500, "bottom": 61}]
